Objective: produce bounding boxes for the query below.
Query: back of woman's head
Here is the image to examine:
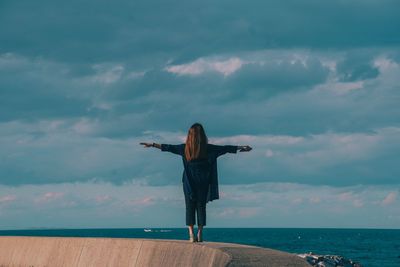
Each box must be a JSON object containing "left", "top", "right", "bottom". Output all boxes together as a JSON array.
[{"left": 185, "top": 123, "right": 208, "bottom": 161}]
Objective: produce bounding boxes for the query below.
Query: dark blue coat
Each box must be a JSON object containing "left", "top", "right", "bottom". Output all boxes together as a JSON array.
[{"left": 161, "top": 143, "right": 238, "bottom": 203}]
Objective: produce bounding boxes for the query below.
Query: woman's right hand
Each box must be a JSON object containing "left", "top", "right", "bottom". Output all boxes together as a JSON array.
[
  {"left": 239, "top": 145, "right": 252, "bottom": 152},
  {"left": 140, "top": 142, "right": 153, "bottom": 148}
]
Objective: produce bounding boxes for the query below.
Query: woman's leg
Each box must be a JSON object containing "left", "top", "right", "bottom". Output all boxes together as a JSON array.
[
  {"left": 196, "top": 201, "right": 206, "bottom": 242},
  {"left": 185, "top": 194, "right": 197, "bottom": 241},
  {"left": 196, "top": 201, "right": 206, "bottom": 226},
  {"left": 197, "top": 225, "right": 203, "bottom": 242},
  {"left": 188, "top": 225, "right": 194, "bottom": 235},
  {"left": 185, "top": 195, "right": 196, "bottom": 226}
]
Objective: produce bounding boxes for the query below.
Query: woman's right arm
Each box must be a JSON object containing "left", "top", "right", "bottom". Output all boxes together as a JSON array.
[
  {"left": 139, "top": 142, "right": 184, "bottom": 155},
  {"left": 139, "top": 142, "right": 161, "bottom": 149}
]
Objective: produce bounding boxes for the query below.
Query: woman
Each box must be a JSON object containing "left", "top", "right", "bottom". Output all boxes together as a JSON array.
[{"left": 140, "top": 123, "right": 252, "bottom": 242}]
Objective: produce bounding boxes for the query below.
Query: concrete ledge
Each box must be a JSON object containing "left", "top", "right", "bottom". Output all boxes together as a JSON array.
[{"left": 0, "top": 236, "right": 310, "bottom": 266}]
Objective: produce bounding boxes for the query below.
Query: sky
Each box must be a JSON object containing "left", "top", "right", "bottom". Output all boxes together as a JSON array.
[{"left": 0, "top": 0, "right": 399, "bottom": 229}]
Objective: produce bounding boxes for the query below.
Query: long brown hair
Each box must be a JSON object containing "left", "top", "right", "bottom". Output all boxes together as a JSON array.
[{"left": 185, "top": 123, "right": 208, "bottom": 161}]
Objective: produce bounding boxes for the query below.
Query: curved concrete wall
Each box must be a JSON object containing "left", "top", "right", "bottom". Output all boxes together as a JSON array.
[{"left": 0, "top": 236, "right": 309, "bottom": 266}]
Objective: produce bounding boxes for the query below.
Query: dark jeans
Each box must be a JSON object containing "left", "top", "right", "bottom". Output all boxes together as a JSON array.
[{"left": 185, "top": 194, "right": 206, "bottom": 226}]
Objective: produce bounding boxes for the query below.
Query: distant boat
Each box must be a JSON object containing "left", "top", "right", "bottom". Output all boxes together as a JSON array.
[{"left": 144, "top": 228, "right": 152, "bottom": 232}]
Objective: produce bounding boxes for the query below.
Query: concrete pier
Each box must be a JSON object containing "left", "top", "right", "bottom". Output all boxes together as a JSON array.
[{"left": 0, "top": 236, "right": 310, "bottom": 266}]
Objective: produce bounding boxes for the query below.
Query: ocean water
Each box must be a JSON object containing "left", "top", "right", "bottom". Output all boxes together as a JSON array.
[{"left": 0, "top": 228, "right": 399, "bottom": 267}]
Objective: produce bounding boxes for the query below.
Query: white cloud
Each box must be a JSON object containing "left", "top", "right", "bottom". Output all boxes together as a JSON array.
[
  {"left": 338, "top": 191, "right": 354, "bottom": 201},
  {"left": 91, "top": 64, "right": 125, "bottom": 84},
  {"left": 128, "top": 196, "right": 156, "bottom": 207},
  {"left": 291, "top": 197, "right": 304, "bottom": 205},
  {"left": 165, "top": 57, "right": 245, "bottom": 76},
  {"left": 217, "top": 208, "right": 235, "bottom": 217},
  {"left": 0, "top": 53, "right": 30, "bottom": 69},
  {"left": 211, "top": 134, "right": 304, "bottom": 145},
  {"left": 212, "top": 129, "right": 394, "bottom": 176},
  {"left": 95, "top": 194, "right": 113, "bottom": 204},
  {"left": 317, "top": 81, "right": 364, "bottom": 95},
  {"left": 34, "top": 192, "right": 65, "bottom": 204},
  {"left": 237, "top": 207, "right": 262, "bottom": 218},
  {"left": 373, "top": 57, "right": 398, "bottom": 72},
  {"left": 72, "top": 118, "right": 98, "bottom": 135},
  {"left": 381, "top": 191, "right": 397, "bottom": 206},
  {"left": 212, "top": 57, "right": 244, "bottom": 76},
  {"left": 353, "top": 199, "right": 364, "bottom": 208},
  {"left": 126, "top": 70, "right": 146, "bottom": 80},
  {"left": 0, "top": 181, "right": 399, "bottom": 229},
  {"left": 308, "top": 196, "right": 321, "bottom": 204},
  {"left": 265, "top": 149, "right": 274, "bottom": 157},
  {"left": 0, "top": 195, "right": 16, "bottom": 204}
]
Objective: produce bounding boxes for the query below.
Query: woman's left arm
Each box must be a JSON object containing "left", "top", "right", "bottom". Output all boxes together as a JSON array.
[{"left": 212, "top": 145, "right": 237, "bottom": 157}]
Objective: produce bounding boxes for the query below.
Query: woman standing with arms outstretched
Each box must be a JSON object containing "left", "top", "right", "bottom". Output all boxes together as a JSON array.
[{"left": 140, "top": 123, "right": 252, "bottom": 242}]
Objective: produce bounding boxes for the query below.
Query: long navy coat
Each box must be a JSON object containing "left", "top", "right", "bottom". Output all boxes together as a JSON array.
[{"left": 161, "top": 143, "right": 238, "bottom": 203}]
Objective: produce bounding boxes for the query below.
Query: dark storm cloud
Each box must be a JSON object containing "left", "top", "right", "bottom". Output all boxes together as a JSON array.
[
  {"left": 336, "top": 49, "right": 380, "bottom": 82},
  {"left": 223, "top": 57, "right": 330, "bottom": 99},
  {"left": 1, "top": 0, "right": 399, "bottom": 65},
  {"left": 0, "top": 53, "right": 99, "bottom": 122}
]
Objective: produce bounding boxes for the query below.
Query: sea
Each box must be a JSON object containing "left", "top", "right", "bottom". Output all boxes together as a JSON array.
[{"left": 0, "top": 228, "right": 399, "bottom": 267}]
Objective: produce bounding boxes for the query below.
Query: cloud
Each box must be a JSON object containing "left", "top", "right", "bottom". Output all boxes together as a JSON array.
[
  {"left": 222, "top": 56, "right": 330, "bottom": 99},
  {"left": 94, "top": 194, "right": 113, "bottom": 204},
  {"left": 308, "top": 196, "right": 321, "bottom": 204},
  {"left": 90, "top": 64, "right": 125, "bottom": 84},
  {"left": 0, "top": 181, "right": 398, "bottom": 229},
  {"left": 381, "top": 192, "right": 397, "bottom": 206},
  {"left": 336, "top": 49, "right": 380, "bottom": 82},
  {"left": 213, "top": 134, "right": 304, "bottom": 145},
  {"left": 212, "top": 182, "right": 400, "bottom": 228},
  {"left": 0, "top": 53, "right": 89, "bottom": 122},
  {"left": 265, "top": 149, "right": 274, "bottom": 158},
  {"left": 338, "top": 192, "right": 353, "bottom": 201},
  {"left": 216, "top": 127, "right": 400, "bottom": 186},
  {"left": 0, "top": 53, "right": 150, "bottom": 122},
  {"left": 0, "top": 195, "right": 16, "bottom": 204},
  {"left": 1, "top": 0, "right": 399, "bottom": 67},
  {"left": 127, "top": 196, "right": 157, "bottom": 212},
  {"left": 162, "top": 51, "right": 331, "bottom": 99},
  {"left": 96, "top": 49, "right": 400, "bottom": 138},
  {"left": 353, "top": 199, "right": 364, "bottom": 208},
  {"left": 129, "top": 196, "right": 156, "bottom": 206},
  {"left": 165, "top": 57, "right": 245, "bottom": 76},
  {"left": 34, "top": 192, "right": 64, "bottom": 204},
  {"left": 216, "top": 207, "right": 262, "bottom": 218},
  {"left": 1, "top": 47, "right": 399, "bottom": 138},
  {"left": 291, "top": 197, "right": 304, "bottom": 205},
  {"left": 0, "top": 114, "right": 399, "bottom": 187}
]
